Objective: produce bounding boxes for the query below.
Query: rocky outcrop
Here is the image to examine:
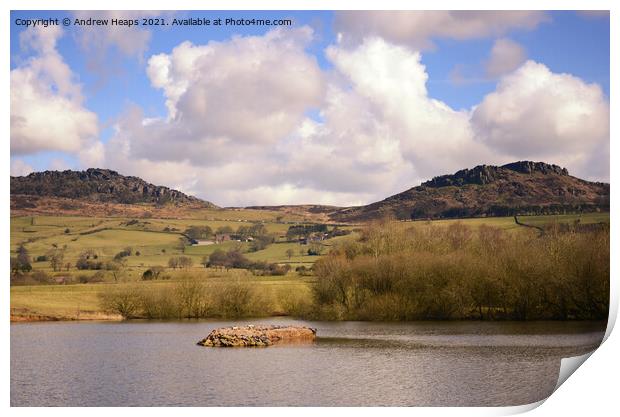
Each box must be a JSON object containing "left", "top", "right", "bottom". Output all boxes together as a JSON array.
[
  {"left": 11, "top": 168, "right": 217, "bottom": 207},
  {"left": 197, "top": 325, "right": 317, "bottom": 347},
  {"left": 330, "top": 161, "right": 609, "bottom": 222},
  {"left": 502, "top": 161, "right": 569, "bottom": 176},
  {"left": 422, "top": 161, "right": 569, "bottom": 188}
]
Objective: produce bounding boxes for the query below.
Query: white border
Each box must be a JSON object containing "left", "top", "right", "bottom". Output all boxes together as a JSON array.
[{"left": 2, "top": 1, "right": 616, "bottom": 416}]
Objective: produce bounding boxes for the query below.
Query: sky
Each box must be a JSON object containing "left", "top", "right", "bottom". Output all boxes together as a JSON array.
[{"left": 10, "top": 10, "right": 610, "bottom": 207}]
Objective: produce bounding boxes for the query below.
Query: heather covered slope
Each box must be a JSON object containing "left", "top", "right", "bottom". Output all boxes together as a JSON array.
[{"left": 331, "top": 161, "right": 610, "bottom": 222}]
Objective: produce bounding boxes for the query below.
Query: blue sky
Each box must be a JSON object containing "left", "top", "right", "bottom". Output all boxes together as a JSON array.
[{"left": 10, "top": 11, "right": 610, "bottom": 206}]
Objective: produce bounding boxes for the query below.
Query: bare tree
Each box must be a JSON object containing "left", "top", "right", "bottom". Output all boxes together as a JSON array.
[
  {"left": 108, "top": 259, "right": 128, "bottom": 283},
  {"left": 47, "top": 246, "right": 66, "bottom": 272}
]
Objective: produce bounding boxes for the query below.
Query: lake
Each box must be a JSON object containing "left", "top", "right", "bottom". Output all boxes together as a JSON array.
[{"left": 10, "top": 318, "right": 605, "bottom": 406}]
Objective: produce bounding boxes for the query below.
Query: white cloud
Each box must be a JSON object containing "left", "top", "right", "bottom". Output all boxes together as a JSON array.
[
  {"left": 103, "top": 28, "right": 327, "bottom": 205},
  {"left": 145, "top": 27, "right": 324, "bottom": 144},
  {"left": 472, "top": 60, "right": 610, "bottom": 179},
  {"left": 281, "top": 37, "right": 494, "bottom": 196},
  {"left": 334, "top": 11, "right": 548, "bottom": 49},
  {"left": 108, "top": 36, "right": 495, "bottom": 206},
  {"left": 11, "top": 26, "right": 100, "bottom": 157},
  {"left": 107, "top": 27, "right": 325, "bottom": 170},
  {"left": 106, "top": 33, "right": 608, "bottom": 206},
  {"left": 72, "top": 11, "right": 164, "bottom": 59},
  {"left": 10, "top": 159, "right": 34, "bottom": 177},
  {"left": 485, "top": 38, "right": 527, "bottom": 78}
]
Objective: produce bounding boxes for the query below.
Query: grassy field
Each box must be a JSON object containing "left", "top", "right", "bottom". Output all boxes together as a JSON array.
[
  {"left": 10, "top": 212, "right": 609, "bottom": 320},
  {"left": 399, "top": 212, "right": 610, "bottom": 231},
  {"left": 10, "top": 213, "right": 357, "bottom": 269},
  {"left": 11, "top": 270, "right": 314, "bottom": 320}
]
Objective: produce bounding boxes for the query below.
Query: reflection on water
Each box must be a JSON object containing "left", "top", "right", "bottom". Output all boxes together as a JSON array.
[{"left": 10, "top": 318, "right": 605, "bottom": 406}]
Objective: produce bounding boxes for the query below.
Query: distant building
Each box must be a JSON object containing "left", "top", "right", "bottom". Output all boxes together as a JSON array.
[
  {"left": 215, "top": 233, "right": 231, "bottom": 243},
  {"left": 192, "top": 240, "right": 215, "bottom": 246}
]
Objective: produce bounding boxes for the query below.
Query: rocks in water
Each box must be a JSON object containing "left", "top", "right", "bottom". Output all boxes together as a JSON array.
[{"left": 197, "top": 325, "right": 317, "bottom": 347}]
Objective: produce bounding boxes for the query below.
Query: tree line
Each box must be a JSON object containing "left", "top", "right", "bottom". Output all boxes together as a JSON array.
[{"left": 309, "top": 220, "right": 609, "bottom": 321}]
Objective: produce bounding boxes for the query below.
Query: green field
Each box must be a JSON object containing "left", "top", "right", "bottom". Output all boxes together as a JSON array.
[
  {"left": 10, "top": 214, "right": 354, "bottom": 270},
  {"left": 10, "top": 212, "right": 609, "bottom": 320}
]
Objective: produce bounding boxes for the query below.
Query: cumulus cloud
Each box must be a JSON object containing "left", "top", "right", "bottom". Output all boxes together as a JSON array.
[
  {"left": 281, "top": 38, "right": 493, "bottom": 196},
  {"left": 104, "top": 27, "right": 329, "bottom": 205},
  {"left": 11, "top": 26, "right": 100, "bottom": 158},
  {"left": 107, "top": 36, "right": 495, "bottom": 205},
  {"left": 105, "top": 31, "right": 608, "bottom": 206},
  {"left": 108, "top": 27, "right": 324, "bottom": 168},
  {"left": 334, "top": 11, "right": 549, "bottom": 49},
  {"left": 485, "top": 38, "right": 527, "bottom": 78},
  {"left": 145, "top": 27, "right": 324, "bottom": 141},
  {"left": 472, "top": 60, "right": 610, "bottom": 179}
]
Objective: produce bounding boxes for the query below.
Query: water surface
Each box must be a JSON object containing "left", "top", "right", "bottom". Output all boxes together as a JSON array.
[{"left": 11, "top": 319, "right": 605, "bottom": 406}]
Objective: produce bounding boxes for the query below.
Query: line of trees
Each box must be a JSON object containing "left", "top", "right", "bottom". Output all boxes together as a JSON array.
[
  {"left": 168, "top": 256, "right": 194, "bottom": 269},
  {"left": 310, "top": 220, "right": 609, "bottom": 321},
  {"left": 99, "top": 276, "right": 273, "bottom": 319},
  {"left": 205, "top": 249, "right": 290, "bottom": 276}
]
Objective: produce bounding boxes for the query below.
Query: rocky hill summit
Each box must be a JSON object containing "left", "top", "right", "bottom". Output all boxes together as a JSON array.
[
  {"left": 11, "top": 168, "right": 215, "bottom": 207},
  {"left": 331, "top": 161, "right": 609, "bottom": 222},
  {"left": 423, "top": 162, "right": 569, "bottom": 188}
]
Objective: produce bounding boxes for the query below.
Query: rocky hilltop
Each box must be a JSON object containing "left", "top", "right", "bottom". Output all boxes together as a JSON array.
[
  {"left": 422, "top": 161, "right": 569, "bottom": 188},
  {"left": 331, "top": 161, "right": 609, "bottom": 222},
  {"left": 11, "top": 168, "right": 216, "bottom": 207}
]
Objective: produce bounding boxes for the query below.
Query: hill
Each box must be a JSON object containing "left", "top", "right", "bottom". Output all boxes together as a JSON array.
[
  {"left": 11, "top": 168, "right": 217, "bottom": 211},
  {"left": 330, "top": 161, "right": 610, "bottom": 222}
]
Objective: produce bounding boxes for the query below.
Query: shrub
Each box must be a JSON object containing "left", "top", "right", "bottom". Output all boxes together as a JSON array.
[
  {"left": 208, "top": 249, "right": 250, "bottom": 269},
  {"left": 250, "top": 262, "right": 291, "bottom": 276},
  {"left": 142, "top": 266, "right": 165, "bottom": 280},
  {"left": 31, "top": 270, "right": 51, "bottom": 284},
  {"left": 168, "top": 256, "right": 193, "bottom": 269},
  {"left": 114, "top": 248, "right": 132, "bottom": 260},
  {"left": 76, "top": 256, "right": 104, "bottom": 270},
  {"left": 295, "top": 265, "right": 311, "bottom": 276},
  {"left": 98, "top": 273, "right": 274, "bottom": 319},
  {"left": 307, "top": 242, "right": 324, "bottom": 256},
  {"left": 99, "top": 286, "right": 142, "bottom": 318},
  {"left": 79, "top": 271, "right": 105, "bottom": 283},
  {"left": 184, "top": 226, "right": 213, "bottom": 240},
  {"left": 310, "top": 222, "right": 609, "bottom": 321},
  {"left": 249, "top": 235, "right": 273, "bottom": 252}
]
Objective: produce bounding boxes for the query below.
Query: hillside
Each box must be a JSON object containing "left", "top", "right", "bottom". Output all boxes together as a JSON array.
[
  {"left": 330, "top": 161, "right": 610, "bottom": 222},
  {"left": 10, "top": 162, "right": 610, "bottom": 222},
  {"left": 11, "top": 168, "right": 216, "bottom": 210}
]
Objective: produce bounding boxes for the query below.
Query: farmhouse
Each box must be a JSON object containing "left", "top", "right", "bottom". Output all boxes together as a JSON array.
[{"left": 215, "top": 233, "right": 231, "bottom": 243}]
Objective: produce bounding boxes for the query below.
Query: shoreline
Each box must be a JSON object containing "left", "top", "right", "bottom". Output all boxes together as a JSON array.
[
  {"left": 10, "top": 308, "right": 122, "bottom": 323},
  {"left": 10, "top": 309, "right": 609, "bottom": 326}
]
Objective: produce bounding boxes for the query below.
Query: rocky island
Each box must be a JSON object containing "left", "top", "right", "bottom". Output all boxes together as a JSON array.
[{"left": 197, "top": 325, "right": 317, "bottom": 347}]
